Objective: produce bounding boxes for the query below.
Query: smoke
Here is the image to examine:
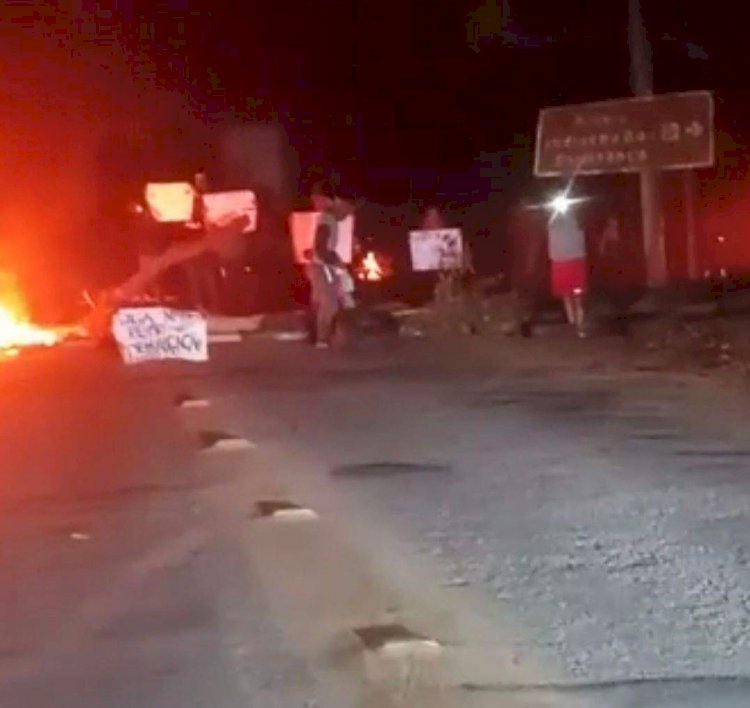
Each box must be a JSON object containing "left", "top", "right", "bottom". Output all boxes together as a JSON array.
[{"left": 0, "top": 5, "right": 190, "bottom": 315}]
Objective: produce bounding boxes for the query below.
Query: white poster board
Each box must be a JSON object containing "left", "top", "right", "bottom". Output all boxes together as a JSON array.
[
  {"left": 289, "top": 211, "right": 354, "bottom": 264},
  {"left": 408, "top": 228, "right": 464, "bottom": 271},
  {"left": 144, "top": 182, "right": 195, "bottom": 223},
  {"left": 203, "top": 190, "right": 257, "bottom": 232},
  {"left": 112, "top": 307, "right": 208, "bottom": 365}
]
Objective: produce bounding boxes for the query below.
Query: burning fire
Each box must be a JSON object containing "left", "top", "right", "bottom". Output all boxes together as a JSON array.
[
  {"left": 358, "top": 251, "right": 386, "bottom": 282},
  {"left": 0, "top": 272, "right": 59, "bottom": 355},
  {"left": 0, "top": 306, "right": 58, "bottom": 351}
]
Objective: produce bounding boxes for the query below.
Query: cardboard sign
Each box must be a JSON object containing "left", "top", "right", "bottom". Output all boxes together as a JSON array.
[
  {"left": 203, "top": 190, "right": 257, "bottom": 232},
  {"left": 408, "top": 228, "right": 463, "bottom": 271},
  {"left": 289, "top": 211, "right": 354, "bottom": 264},
  {"left": 144, "top": 182, "right": 195, "bottom": 223},
  {"left": 112, "top": 307, "right": 208, "bottom": 364}
]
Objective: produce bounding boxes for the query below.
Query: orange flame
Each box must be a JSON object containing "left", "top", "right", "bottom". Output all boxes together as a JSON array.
[
  {"left": 0, "top": 272, "right": 59, "bottom": 355},
  {"left": 358, "top": 251, "right": 385, "bottom": 282},
  {"left": 0, "top": 306, "right": 58, "bottom": 351}
]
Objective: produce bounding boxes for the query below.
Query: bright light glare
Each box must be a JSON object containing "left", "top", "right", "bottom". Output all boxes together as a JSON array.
[
  {"left": 550, "top": 193, "right": 573, "bottom": 214},
  {"left": 547, "top": 191, "right": 588, "bottom": 218}
]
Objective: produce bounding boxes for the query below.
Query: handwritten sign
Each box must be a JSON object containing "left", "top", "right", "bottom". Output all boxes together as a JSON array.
[
  {"left": 289, "top": 211, "right": 354, "bottom": 264},
  {"left": 144, "top": 182, "right": 195, "bottom": 223},
  {"left": 408, "top": 228, "right": 463, "bottom": 272},
  {"left": 203, "top": 190, "right": 257, "bottom": 232},
  {"left": 112, "top": 307, "right": 208, "bottom": 364}
]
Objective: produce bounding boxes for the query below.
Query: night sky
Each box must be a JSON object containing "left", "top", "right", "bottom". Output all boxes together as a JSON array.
[
  {"left": 1, "top": 0, "right": 747, "bottom": 312},
  {"left": 111, "top": 0, "right": 744, "bottom": 172},
  {"left": 5, "top": 1, "right": 745, "bottom": 198}
]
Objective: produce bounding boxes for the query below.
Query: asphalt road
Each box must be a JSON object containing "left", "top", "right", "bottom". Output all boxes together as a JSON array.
[
  {"left": 0, "top": 348, "right": 316, "bottom": 708},
  {"left": 3, "top": 334, "right": 750, "bottom": 707}
]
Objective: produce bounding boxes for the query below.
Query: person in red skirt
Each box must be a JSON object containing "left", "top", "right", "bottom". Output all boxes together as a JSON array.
[{"left": 547, "top": 206, "right": 588, "bottom": 337}]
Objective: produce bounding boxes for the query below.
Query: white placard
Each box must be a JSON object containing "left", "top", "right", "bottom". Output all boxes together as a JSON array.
[
  {"left": 203, "top": 190, "right": 258, "bottom": 232},
  {"left": 144, "top": 182, "right": 195, "bottom": 223},
  {"left": 408, "top": 228, "right": 464, "bottom": 271},
  {"left": 112, "top": 307, "right": 208, "bottom": 365},
  {"left": 289, "top": 211, "right": 354, "bottom": 264}
]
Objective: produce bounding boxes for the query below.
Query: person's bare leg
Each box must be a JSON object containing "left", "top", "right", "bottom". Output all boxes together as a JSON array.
[
  {"left": 572, "top": 290, "right": 587, "bottom": 336},
  {"left": 315, "top": 277, "right": 338, "bottom": 347},
  {"left": 563, "top": 296, "right": 575, "bottom": 325}
]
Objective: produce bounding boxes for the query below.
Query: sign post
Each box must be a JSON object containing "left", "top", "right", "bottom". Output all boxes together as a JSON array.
[
  {"left": 534, "top": 90, "right": 714, "bottom": 287},
  {"left": 628, "top": 0, "right": 666, "bottom": 287},
  {"left": 534, "top": 91, "right": 714, "bottom": 177}
]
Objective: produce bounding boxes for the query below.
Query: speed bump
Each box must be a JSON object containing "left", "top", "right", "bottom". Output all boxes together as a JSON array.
[
  {"left": 175, "top": 394, "right": 210, "bottom": 409},
  {"left": 253, "top": 500, "right": 319, "bottom": 522},
  {"left": 353, "top": 624, "right": 442, "bottom": 656},
  {"left": 198, "top": 431, "right": 256, "bottom": 452},
  {"left": 208, "top": 332, "right": 242, "bottom": 343}
]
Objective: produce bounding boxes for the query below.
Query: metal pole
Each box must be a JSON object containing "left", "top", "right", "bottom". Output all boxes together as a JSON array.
[
  {"left": 683, "top": 170, "right": 699, "bottom": 280},
  {"left": 628, "top": 0, "right": 668, "bottom": 288}
]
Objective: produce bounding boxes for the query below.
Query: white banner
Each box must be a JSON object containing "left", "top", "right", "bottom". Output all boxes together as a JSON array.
[
  {"left": 203, "top": 190, "right": 257, "bottom": 232},
  {"left": 408, "top": 228, "right": 464, "bottom": 271},
  {"left": 112, "top": 307, "right": 208, "bottom": 365},
  {"left": 289, "top": 211, "right": 354, "bottom": 264},
  {"left": 144, "top": 182, "right": 195, "bottom": 223}
]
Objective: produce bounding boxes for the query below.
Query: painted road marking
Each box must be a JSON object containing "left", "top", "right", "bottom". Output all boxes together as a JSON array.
[
  {"left": 353, "top": 624, "right": 442, "bottom": 656},
  {"left": 208, "top": 332, "right": 243, "bottom": 343},
  {"left": 69, "top": 532, "right": 92, "bottom": 542},
  {"left": 175, "top": 394, "right": 210, "bottom": 409},
  {"left": 253, "top": 500, "right": 319, "bottom": 522},
  {"left": 198, "top": 431, "right": 257, "bottom": 452}
]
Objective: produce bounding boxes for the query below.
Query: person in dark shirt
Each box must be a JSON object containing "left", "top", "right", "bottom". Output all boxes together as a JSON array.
[
  {"left": 182, "top": 169, "right": 220, "bottom": 312},
  {"left": 507, "top": 199, "right": 548, "bottom": 337},
  {"left": 130, "top": 198, "right": 172, "bottom": 301}
]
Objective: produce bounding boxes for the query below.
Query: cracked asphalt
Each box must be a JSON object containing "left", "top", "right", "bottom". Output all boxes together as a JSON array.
[
  {"left": 4, "top": 332, "right": 750, "bottom": 706},
  {"left": 202, "top": 332, "right": 750, "bottom": 705}
]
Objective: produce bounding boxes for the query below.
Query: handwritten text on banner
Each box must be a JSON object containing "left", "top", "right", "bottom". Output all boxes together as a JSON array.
[{"left": 112, "top": 307, "right": 208, "bottom": 364}]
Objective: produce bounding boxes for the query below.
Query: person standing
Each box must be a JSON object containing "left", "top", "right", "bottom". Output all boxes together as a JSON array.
[
  {"left": 183, "top": 168, "right": 220, "bottom": 313},
  {"left": 421, "top": 204, "right": 455, "bottom": 307},
  {"left": 547, "top": 206, "right": 588, "bottom": 337},
  {"left": 306, "top": 182, "right": 354, "bottom": 348},
  {"left": 130, "top": 198, "right": 171, "bottom": 302},
  {"left": 508, "top": 198, "right": 547, "bottom": 337},
  {"left": 595, "top": 214, "right": 642, "bottom": 320},
  {"left": 421, "top": 204, "right": 447, "bottom": 230}
]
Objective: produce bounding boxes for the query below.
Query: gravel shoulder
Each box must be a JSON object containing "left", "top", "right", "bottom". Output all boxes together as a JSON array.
[{"left": 204, "top": 334, "right": 750, "bottom": 698}]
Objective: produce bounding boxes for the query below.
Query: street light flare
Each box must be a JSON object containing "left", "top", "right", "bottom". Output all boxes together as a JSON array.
[
  {"left": 550, "top": 193, "right": 573, "bottom": 214},
  {"left": 547, "top": 191, "right": 588, "bottom": 216}
]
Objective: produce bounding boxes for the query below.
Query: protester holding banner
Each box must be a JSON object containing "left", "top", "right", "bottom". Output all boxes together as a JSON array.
[
  {"left": 306, "top": 182, "right": 355, "bottom": 348},
  {"left": 419, "top": 204, "right": 461, "bottom": 307},
  {"left": 130, "top": 198, "right": 172, "bottom": 302},
  {"left": 421, "top": 204, "right": 447, "bottom": 231},
  {"left": 182, "top": 169, "right": 221, "bottom": 313}
]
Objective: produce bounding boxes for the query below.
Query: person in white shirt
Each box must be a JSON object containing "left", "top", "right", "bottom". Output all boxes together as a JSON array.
[
  {"left": 547, "top": 207, "right": 588, "bottom": 337},
  {"left": 306, "top": 182, "right": 355, "bottom": 348}
]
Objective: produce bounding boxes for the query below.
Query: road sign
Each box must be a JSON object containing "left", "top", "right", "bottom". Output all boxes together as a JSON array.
[{"left": 534, "top": 90, "right": 714, "bottom": 177}]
